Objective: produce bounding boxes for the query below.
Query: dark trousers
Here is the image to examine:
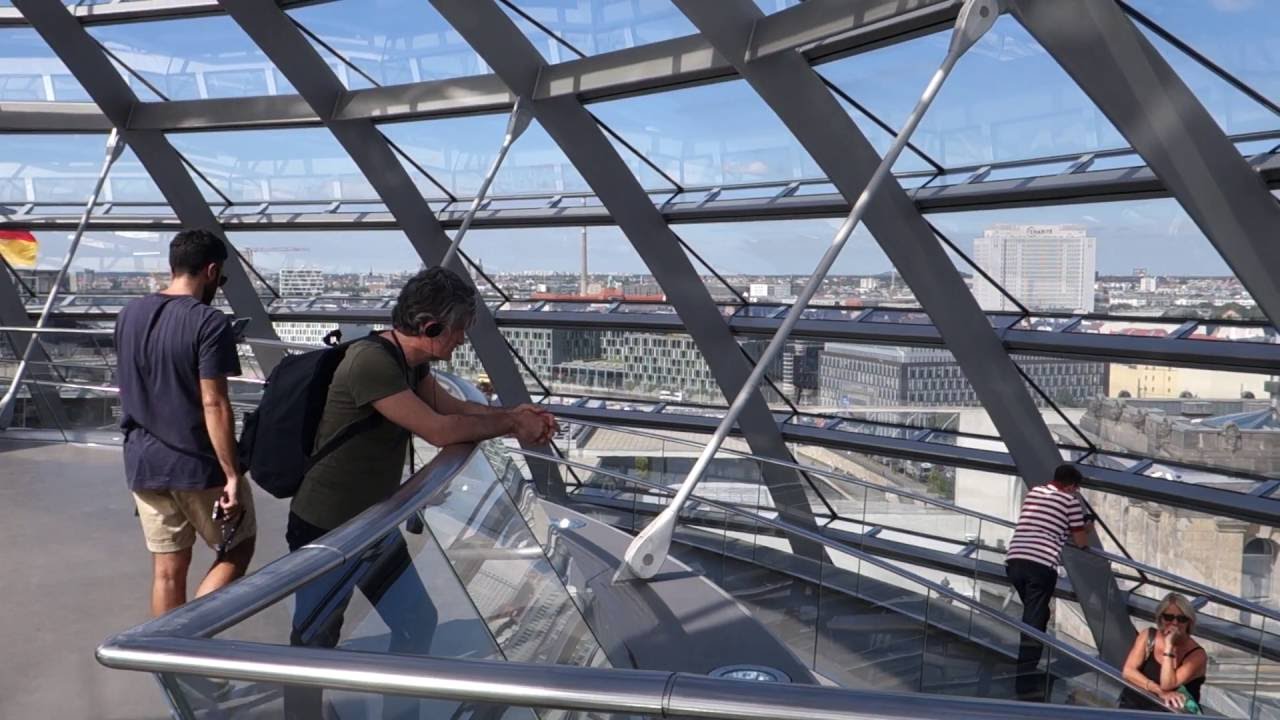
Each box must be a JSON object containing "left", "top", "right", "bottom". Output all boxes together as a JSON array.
[
  {"left": 284, "top": 512, "right": 438, "bottom": 719},
  {"left": 1006, "top": 558, "right": 1057, "bottom": 700}
]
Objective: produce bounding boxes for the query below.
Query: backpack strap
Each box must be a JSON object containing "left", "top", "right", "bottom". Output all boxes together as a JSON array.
[{"left": 302, "top": 333, "right": 415, "bottom": 473}]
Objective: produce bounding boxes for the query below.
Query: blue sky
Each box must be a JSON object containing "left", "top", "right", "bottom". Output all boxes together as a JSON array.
[{"left": 1, "top": 0, "right": 1276, "bottom": 281}]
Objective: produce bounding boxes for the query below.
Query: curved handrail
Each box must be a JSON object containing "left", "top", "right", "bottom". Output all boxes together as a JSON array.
[
  {"left": 0, "top": 326, "right": 115, "bottom": 335},
  {"left": 549, "top": 415, "right": 1280, "bottom": 625},
  {"left": 93, "top": 429, "right": 1172, "bottom": 717},
  {"left": 509, "top": 447, "right": 1169, "bottom": 710}
]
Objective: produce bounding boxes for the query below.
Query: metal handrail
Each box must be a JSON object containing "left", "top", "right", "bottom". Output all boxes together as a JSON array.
[
  {"left": 95, "top": 436, "right": 1168, "bottom": 717},
  {"left": 0, "top": 326, "right": 115, "bottom": 335},
  {"left": 97, "top": 635, "right": 1168, "bottom": 720},
  {"left": 509, "top": 447, "right": 1169, "bottom": 710},
  {"left": 550, "top": 415, "right": 1280, "bottom": 624}
]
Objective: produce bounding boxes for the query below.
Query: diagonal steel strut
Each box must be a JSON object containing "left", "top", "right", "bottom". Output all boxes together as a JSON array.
[{"left": 617, "top": 0, "right": 1002, "bottom": 582}]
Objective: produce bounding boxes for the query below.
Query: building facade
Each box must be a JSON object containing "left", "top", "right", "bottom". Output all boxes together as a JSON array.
[
  {"left": 1109, "top": 363, "right": 1270, "bottom": 399},
  {"left": 972, "top": 224, "right": 1097, "bottom": 313},
  {"left": 818, "top": 343, "right": 1106, "bottom": 408},
  {"left": 276, "top": 267, "right": 325, "bottom": 297}
]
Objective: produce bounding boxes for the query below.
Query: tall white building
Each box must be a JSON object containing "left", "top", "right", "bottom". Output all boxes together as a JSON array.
[
  {"left": 277, "top": 267, "right": 325, "bottom": 298},
  {"left": 972, "top": 224, "right": 1096, "bottom": 313}
]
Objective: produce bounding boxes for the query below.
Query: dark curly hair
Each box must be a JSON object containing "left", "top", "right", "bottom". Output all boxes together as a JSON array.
[
  {"left": 391, "top": 266, "right": 476, "bottom": 336},
  {"left": 169, "top": 228, "right": 227, "bottom": 276}
]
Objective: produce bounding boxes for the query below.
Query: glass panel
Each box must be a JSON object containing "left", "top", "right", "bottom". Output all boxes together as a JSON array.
[
  {"left": 0, "top": 28, "right": 88, "bottom": 101},
  {"left": 13, "top": 229, "right": 173, "bottom": 291},
  {"left": 675, "top": 218, "right": 921, "bottom": 310},
  {"left": 828, "top": 93, "right": 937, "bottom": 176},
  {"left": 1136, "top": 25, "right": 1280, "bottom": 136},
  {"left": 164, "top": 674, "right": 546, "bottom": 719},
  {"left": 169, "top": 128, "right": 377, "bottom": 203},
  {"left": 447, "top": 326, "right": 723, "bottom": 406},
  {"left": 503, "top": 0, "right": 696, "bottom": 56},
  {"left": 88, "top": 16, "right": 295, "bottom": 100},
  {"left": 926, "top": 198, "right": 1266, "bottom": 318},
  {"left": 287, "top": 0, "right": 501, "bottom": 83},
  {"left": 421, "top": 451, "right": 610, "bottom": 666},
  {"left": 753, "top": 0, "right": 802, "bottom": 12},
  {"left": 452, "top": 225, "right": 655, "bottom": 300},
  {"left": 1188, "top": 323, "right": 1277, "bottom": 344},
  {"left": 818, "top": 15, "right": 1125, "bottom": 167},
  {"left": 380, "top": 115, "right": 591, "bottom": 198},
  {"left": 589, "top": 79, "right": 823, "bottom": 188},
  {"left": 1126, "top": 0, "right": 1279, "bottom": 124},
  {"left": 1080, "top": 363, "right": 1278, "bottom": 478},
  {"left": 0, "top": 134, "right": 163, "bottom": 205}
]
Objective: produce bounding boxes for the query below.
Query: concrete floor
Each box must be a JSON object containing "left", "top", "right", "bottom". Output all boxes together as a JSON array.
[{"left": 0, "top": 438, "right": 293, "bottom": 719}]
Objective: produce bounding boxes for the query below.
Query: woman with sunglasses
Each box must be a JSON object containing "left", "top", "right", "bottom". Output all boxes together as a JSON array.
[{"left": 1119, "top": 592, "right": 1207, "bottom": 712}]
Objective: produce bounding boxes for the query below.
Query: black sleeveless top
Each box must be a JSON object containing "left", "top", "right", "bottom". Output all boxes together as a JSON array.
[{"left": 1118, "top": 629, "right": 1206, "bottom": 710}]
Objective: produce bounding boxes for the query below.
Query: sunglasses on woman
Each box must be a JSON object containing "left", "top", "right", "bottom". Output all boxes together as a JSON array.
[{"left": 1161, "top": 613, "right": 1190, "bottom": 624}]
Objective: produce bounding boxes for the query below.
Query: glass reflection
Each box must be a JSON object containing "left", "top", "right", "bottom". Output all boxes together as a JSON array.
[{"left": 88, "top": 16, "right": 298, "bottom": 100}]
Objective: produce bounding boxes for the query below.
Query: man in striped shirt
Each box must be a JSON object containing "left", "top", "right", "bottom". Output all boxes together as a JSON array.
[{"left": 1006, "top": 464, "right": 1093, "bottom": 700}]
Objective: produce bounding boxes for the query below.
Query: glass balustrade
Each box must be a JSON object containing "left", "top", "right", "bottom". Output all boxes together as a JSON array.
[{"left": 538, "top": 417, "right": 1280, "bottom": 714}]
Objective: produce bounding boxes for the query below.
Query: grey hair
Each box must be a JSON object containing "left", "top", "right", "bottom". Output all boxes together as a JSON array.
[
  {"left": 1155, "top": 592, "right": 1197, "bottom": 635},
  {"left": 391, "top": 266, "right": 476, "bottom": 336}
]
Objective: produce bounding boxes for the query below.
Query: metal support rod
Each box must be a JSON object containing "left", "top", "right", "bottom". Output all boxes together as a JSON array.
[
  {"left": 616, "top": 0, "right": 1000, "bottom": 582},
  {"left": 440, "top": 98, "right": 533, "bottom": 267},
  {"left": 0, "top": 128, "right": 124, "bottom": 428}
]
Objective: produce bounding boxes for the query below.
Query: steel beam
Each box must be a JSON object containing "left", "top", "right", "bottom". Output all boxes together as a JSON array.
[
  {"left": 23, "top": 303, "right": 1279, "bottom": 378},
  {"left": 214, "top": 0, "right": 561, "bottom": 497},
  {"left": 1010, "top": 0, "right": 1280, "bottom": 329},
  {"left": 9, "top": 150, "right": 1277, "bottom": 233},
  {"left": 429, "top": 0, "right": 824, "bottom": 540},
  {"left": 11, "top": 0, "right": 285, "bottom": 373},
  {"left": 497, "top": 308, "right": 1279, "bottom": 375},
  {"left": 554, "top": 403, "right": 1280, "bottom": 530},
  {"left": 674, "top": 0, "right": 1134, "bottom": 666},
  {"left": 0, "top": 0, "right": 327, "bottom": 26},
  {"left": 1, "top": 0, "right": 961, "bottom": 133}
]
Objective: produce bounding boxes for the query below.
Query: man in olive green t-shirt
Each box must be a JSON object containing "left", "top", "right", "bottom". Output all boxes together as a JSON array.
[{"left": 284, "top": 267, "right": 553, "bottom": 718}]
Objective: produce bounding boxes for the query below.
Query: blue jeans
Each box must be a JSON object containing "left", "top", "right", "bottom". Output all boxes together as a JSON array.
[{"left": 285, "top": 512, "right": 438, "bottom": 719}]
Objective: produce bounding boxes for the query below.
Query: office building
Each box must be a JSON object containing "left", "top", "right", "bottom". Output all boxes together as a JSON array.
[
  {"left": 973, "top": 224, "right": 1097, "bottom": 313},
  {"left": 277, "top": 267, "right": 326, "bottom": 297}
]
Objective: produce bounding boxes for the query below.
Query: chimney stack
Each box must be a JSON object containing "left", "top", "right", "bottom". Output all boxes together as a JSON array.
[{"left": 580, "top": 226, "right": 589, "bottom": 296}]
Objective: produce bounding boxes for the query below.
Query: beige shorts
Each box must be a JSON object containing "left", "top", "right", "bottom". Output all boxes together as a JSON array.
[{"left": 132, "top": 485, "right": 257, "bottom": 554}]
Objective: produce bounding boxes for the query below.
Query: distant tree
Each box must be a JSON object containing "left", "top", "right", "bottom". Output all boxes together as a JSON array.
[
  {"left": 1118, "top": 390, "right": 1132, "bottom": 398},
  {"left": 926, "top": 468, "right": 954, "bottom": 500},
  {"left": 1242, "top": 391, "right": 1256, "bottom": 399},
  {"left": 1179, "top": 390, "right": 1195, "bottom": 399}
]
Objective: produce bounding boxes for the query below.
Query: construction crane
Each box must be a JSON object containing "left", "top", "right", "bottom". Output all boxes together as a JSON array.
[{"left": 241, "top": 246, "right": 307, "bottom": 269}]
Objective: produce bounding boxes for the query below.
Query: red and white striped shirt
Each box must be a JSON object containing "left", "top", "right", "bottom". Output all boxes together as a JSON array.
[{"left": 1007, "top": 483, "right": 1085, "bottom": 569}]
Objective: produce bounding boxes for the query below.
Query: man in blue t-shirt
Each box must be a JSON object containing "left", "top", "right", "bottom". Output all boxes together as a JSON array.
[{"left": 116, "top": 229, "right": 256, "bottom": 616}]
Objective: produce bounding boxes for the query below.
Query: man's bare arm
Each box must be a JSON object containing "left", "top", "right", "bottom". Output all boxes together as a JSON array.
[
  {"left": 200, "top": 376, "right": 242, "bottom": 512},
  {"left": 375, "top": 389, "right": 547, "bottom": 446}
]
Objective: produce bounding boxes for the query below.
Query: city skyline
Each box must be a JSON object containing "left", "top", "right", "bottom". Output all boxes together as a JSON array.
[{"left": 17, "top": 199, "right": 1254, "bottom": 281}]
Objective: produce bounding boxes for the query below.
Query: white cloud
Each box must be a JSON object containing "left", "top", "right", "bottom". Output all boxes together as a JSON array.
[{"left": 1209, "top": 0, "right": 1258, "bottom": 12}]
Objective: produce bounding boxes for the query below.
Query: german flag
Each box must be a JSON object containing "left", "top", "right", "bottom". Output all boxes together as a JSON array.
[{"left": 0, "top": 229, "right": 38, "bottom": 268}]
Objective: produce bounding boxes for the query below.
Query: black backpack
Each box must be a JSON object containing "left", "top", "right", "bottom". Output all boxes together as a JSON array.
[{"left": 238, "top": 332, "right": 406, "bottom": 499}]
